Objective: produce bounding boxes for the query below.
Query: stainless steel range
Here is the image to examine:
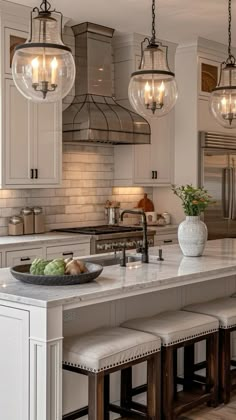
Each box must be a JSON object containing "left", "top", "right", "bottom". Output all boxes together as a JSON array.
[{"left": 53, "top": 225, "right": 155, "bottom": 254}]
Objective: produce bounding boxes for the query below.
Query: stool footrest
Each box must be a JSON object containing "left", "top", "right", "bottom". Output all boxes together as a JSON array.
[
  {"left": 62, "top": 406, "right": 88, "bottom": 420},
  {"left": 109, "top": 403, "right": 146, "bottom": 419}
]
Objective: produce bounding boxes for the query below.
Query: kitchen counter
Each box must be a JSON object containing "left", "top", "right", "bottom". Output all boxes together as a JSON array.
[
  {"left": 2, "top": 238, "right": 236, "bottom": 420},
  {"left": 0, "top": 239, "right": 236, "bottom": 309},
  {"left": 0, "top": 232, "right": 90, "bottom": 248}
]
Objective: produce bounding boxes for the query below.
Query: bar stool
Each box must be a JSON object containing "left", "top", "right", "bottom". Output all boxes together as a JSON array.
[
  {"left": 62, "top": 326, "right": 161, "bottom": 420},
  {"left": 184, "top": 297, "right": 236, "bottom": 403},
  {"left": 122, "top": 310, "right": 219, "bottom": 420}
]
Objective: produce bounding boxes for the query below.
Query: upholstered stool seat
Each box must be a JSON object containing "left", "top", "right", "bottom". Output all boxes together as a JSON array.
[
  {"left": 184, "top": 297, "right": 236, "bottom": 403},
  {"left": 63, "top": 327, "right": 161, "bottom": 420},
  {"left": 122, "top": 311, "right": 219, "bottom": 420},
  {"left": 122, "top": 310, "right": 218, "bottom": 346},
  {"left": 63, "top": 326, "right": 161, "bottom": 372}
]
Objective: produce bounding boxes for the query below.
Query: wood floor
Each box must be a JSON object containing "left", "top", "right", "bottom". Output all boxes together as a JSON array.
[{"left": 179, "top": 391, "right": 236, "bottom": 419}]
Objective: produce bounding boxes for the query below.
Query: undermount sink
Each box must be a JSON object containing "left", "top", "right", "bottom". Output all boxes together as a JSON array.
[{"left": 84, "top": 254, "right": 142, "bottom": 267}]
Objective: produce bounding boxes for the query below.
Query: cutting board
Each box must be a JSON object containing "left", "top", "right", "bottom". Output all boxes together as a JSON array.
[{"left": 136, "top": 194, "right": 154, "bottom": 212}]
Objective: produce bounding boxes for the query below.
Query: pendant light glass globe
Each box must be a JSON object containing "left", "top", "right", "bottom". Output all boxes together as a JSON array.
[
  {"left": 210, "top": 63, "right": 236, "bottom": 129},
  {"left": 12, "top": 1, "right": 75, "bottom": 103},
  {"left": 128, "top": 0, "right": 178, "bottom": 118},
  {"left": 209, "top": 0, "right": 236, "bottom": 128},
  {"left": 128, "top": 44, "right": 178, "bottom": 118}
]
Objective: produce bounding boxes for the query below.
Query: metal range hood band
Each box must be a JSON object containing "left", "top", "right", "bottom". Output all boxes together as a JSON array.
[{"left": 62, "top": 22, "right": 151, "bottom": 145}]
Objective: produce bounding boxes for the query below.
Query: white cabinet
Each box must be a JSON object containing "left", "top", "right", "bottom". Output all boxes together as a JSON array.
[
  {"left": 0, "top": 18, "right": 62, "bottom": 189},
  {"left": 114, "top": 112, "right": 174, "bottom": 187},
  {"left": 6, "top": 247, "right": 43, "bottom": 267},
  {"left": 4, "top": 79, "right": 62, "bottom": 188},
  {"left": 113, "top": 33, "right": 176, "bottom": 187},
  {"left": 46, "top": 243, "right": 90, "bottom": 260},
  {"left": 154, "top": 233, "right": 178, "bottom": 247},
  {"left": 0, "top": 305, "right": 29, "bottom": 420}
]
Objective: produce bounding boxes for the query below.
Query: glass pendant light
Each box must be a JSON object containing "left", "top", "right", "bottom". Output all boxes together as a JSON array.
[
  {"left": 12, "top": 0, "right": 76, "bottom": 103},
  {"left": 128, "top": 0, "right": 178, "bottom": 118},
  {"left": 210, "top": 0, "right": 236, "bottom": 128}
]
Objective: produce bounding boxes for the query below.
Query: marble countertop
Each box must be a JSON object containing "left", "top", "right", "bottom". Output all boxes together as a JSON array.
[
  {"left": 0, "top": 239, "right": 236, "bottom": 309},
  {"left": 0, "top": 232, "right": 90, "bottom": 249}
]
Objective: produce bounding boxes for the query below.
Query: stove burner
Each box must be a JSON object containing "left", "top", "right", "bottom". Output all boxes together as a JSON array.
[{"left": 53, "top": 225, "right": 143, "bottom": 235}]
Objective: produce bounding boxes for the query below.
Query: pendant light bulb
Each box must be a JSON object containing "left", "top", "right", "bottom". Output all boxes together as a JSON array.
[
  {"left": 128, "top": 0, "right": 178, "bottom": 118},
  {"left": 210, "top": 0, "right": 236, "bottom": 128},
  {"left": 12, "top": 0, "right": 75, "bottom": 103}
]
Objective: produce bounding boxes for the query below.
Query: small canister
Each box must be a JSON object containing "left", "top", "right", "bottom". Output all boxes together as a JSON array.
[
  {"left": 8, "top": 216, "right": 24, "bottom": 236},
  {"left": 162, "top": 212, "right": 171, "bottom": 225},
  {"left": 33, "top": 207, "right": 45, "bottom": 234},
  {"left": 21, "top": 207, "right": 34, "bottom": 234}
]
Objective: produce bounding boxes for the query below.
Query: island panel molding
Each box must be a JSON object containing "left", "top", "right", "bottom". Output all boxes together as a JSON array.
[{"left": 30, "top": 305, "right": 63, "bottom": 420}]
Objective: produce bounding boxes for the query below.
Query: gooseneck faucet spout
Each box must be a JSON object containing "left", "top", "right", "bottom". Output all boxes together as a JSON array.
[{"left": 120, "top": 209, "right": 149, "bottom": 263}]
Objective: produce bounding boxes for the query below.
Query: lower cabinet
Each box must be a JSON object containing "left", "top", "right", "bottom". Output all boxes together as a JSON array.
[
  {"left": 0, "top": 305, "right": 29, "bottom": 420},
  {"left": 6, "top": 248, "right": 43, "bottom": 267},
  {"left": 154, "top": 233, "right": 178, "bottom": 247},
  {"left": 46, "top": 243, "right": 90, "bottom": 260}
]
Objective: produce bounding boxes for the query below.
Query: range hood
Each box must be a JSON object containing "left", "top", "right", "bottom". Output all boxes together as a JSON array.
[{"left": 63, "top": 22, "right": 150, "bottom": 144}]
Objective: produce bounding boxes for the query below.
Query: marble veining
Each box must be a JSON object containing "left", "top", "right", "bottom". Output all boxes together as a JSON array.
[{"left": 0, "top": 239, "right": 236, "bottom": 308}]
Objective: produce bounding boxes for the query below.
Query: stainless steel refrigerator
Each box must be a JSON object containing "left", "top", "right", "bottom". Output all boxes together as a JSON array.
[{"left": 199, "top": 131, "right": 236, "bottom": 239}]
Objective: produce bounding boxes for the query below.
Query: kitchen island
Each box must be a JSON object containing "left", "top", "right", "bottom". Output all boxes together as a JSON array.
[{"left": 1, "top": 239, "right": 236, "bottom": 420}]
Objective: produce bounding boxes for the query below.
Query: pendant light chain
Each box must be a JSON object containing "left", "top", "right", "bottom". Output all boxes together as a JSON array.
[
  {"left": 151, "top": 0, "right": 156, "bottom": 43},
  {"left": 228, "top": 0, "right": 232, "bottom": 57},
  {"left": 227, "top": 0, "right": 235, "bottom": 64}
]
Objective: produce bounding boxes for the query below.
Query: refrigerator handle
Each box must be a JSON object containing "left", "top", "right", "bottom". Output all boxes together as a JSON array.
[
  {"left": 231, "top": 168, "right": 235, "bottom": 220},
  {"left": 222, "top": 168, "right": 230, "bottom": 219}
]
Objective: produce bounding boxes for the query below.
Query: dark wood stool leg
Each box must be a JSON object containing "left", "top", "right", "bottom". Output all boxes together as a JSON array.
[
  {"left": 120, "top": 366, "right": 132, "bottom": 409},
  {"left": 173, "top": 349, "right": 178, "bottom": 398},
  {"left": 147, "top": 353, "right": 161, "bottom": 420},
  {"left": 104, "top": 374, "right": 110, "bottom": 420},
  {"left": 88, "top": 372, "right": 104, "bottom": 420},
  {"left": 219, "top": 328, "right": 231, "bottom": 404},
  {"left": 183, "top": 343, "right": 194, "bottom": 391},
  {"left": 206, "top": 331, "right": 219, "bottom": 407},
  {"left": 162, "top": 346, "right": 174, "bottom": 420}
]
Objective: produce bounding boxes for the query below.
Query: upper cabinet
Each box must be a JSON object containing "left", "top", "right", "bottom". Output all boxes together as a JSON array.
[
  {"left": 0, "top": 7, "right": 62, "bottom": 189},
  {"left": 113, "top": 33, "right": 177, "bottom": 187}
]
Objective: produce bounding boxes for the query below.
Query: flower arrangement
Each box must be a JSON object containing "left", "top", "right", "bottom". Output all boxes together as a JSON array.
[{"left": 172, "top": 184, "right": 213, "bottom": 216}]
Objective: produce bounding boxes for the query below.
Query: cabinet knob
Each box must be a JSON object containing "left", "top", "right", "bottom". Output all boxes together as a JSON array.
[
  {"left": 151, "top": 171, "right": 154, "bottom": 179},
  {"left": 30, "top": 169, "right": 34, "bottom": 179},
  {"left": 155, "top": 171, "right": 158, "bottom": 179},
  {"left": 34, "top": 169, "right": 38, "bottom": 179},
  {"left": 20, "top": 257, "right": 31, "bottom": 261}
]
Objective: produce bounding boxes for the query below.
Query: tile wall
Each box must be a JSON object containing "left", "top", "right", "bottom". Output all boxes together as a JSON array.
[{"left": 0, "top": 143, "right": 152, "bottom": 235}]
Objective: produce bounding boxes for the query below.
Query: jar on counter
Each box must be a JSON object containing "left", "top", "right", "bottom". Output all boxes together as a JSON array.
[
  {"left": 162, "top": 212, "right": 171, "bottom": 225},
  {"left": 8, "top": 216, "right": 24, "bottom": 236},
  {"left": 33, "top": 207, "right": 45, "bottom": 234},
  {"left": 21, "top": 207, "right": 34, "bottom": 234}
]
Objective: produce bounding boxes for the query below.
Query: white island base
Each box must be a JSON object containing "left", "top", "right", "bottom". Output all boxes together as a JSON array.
[{"left": 1, "top": 239, "right": 236, "bottom": 420}]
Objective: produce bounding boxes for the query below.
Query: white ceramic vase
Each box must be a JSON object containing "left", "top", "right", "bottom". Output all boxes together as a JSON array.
[{"left": 178, "top": 215, "right": 208, "bottom": 257}]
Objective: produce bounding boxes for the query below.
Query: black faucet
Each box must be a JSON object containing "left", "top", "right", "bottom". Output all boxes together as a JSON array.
[{"left": 120, "top": 209, "right": 149, "bottom": 263}]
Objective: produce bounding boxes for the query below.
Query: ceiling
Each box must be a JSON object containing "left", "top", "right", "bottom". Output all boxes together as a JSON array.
[{"left": 9, "top": 0, "right": 236, "bottom": 46}]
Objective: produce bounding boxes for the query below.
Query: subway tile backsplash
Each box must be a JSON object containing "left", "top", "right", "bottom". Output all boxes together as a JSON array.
[{"left": 0, "top": 144, "right": 152, "bottom": 235}]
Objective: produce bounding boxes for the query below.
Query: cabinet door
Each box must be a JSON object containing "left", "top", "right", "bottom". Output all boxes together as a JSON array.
[
  {"left": 46, "top": 243, "right": 90, "bottom": 260},
  {"left": 150, "top": 114, "right": 174, "bottom": 184},
  {"left": 0, "top": 305, "right": 29, "bottom": 420},
  {"left": 4, "top": 27, "right": 28, "bottom": 75},
  {"left": 34, "top": 101, "right": 62, "bottom": 185},
  {"left": 6, "top": 248, "right": 43, "bottom": 267},
  {"left": 4, "top": 79, "right": 34, "bottom": 186},
  {"left": 134, "top": 144, "right": 152, "bottom": 183},
  {"left": 134, "top": 113, "right": 174, "bottom": 185}
]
